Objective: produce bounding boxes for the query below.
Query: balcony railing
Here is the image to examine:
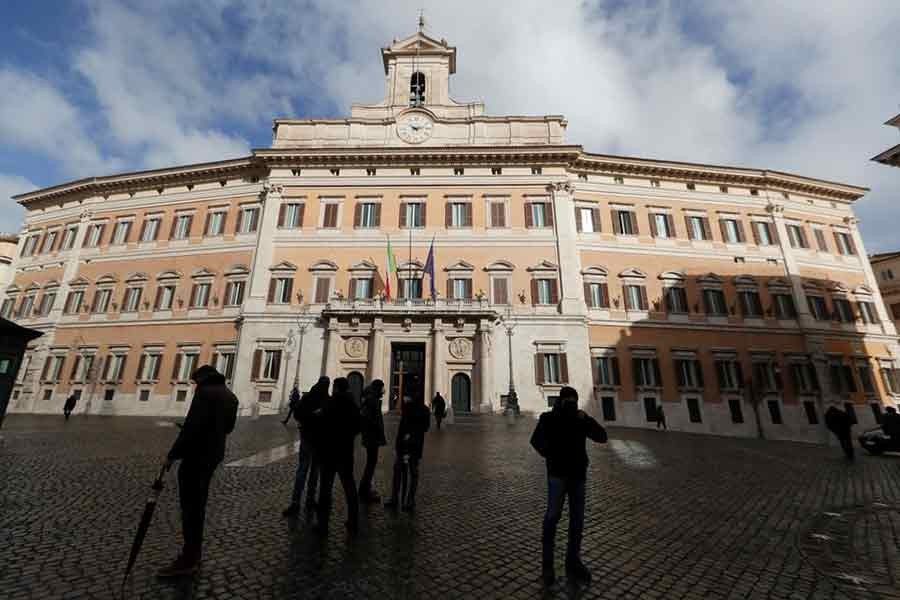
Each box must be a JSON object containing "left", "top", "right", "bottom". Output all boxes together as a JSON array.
[{"left": 324, "top": 297, "right": 497, "bottom": 314}]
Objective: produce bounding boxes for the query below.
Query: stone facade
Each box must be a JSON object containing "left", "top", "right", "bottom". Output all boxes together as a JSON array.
[{"left": 4, "top": 30, "right": 899, "bottom": 442}]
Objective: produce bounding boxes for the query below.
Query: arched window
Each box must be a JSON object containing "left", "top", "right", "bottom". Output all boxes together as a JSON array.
[{"left": 410, "top": 72, "right": 425, "bottom": 106}]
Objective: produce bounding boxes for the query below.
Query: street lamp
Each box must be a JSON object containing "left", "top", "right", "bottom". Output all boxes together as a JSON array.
[
  {"left": 281, "top": 330, "right": 295, "bottom": 410},
  {"left": 293, "top": 297, "right": 311, "bottom": 390},
  {"left": 501, "top": 306, "right": 520, "bottom": 417}
]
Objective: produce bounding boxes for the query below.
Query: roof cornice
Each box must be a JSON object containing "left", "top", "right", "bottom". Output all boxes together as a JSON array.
[
  {"left": 253, "top": 145, "right": 583, "bottom": 167},
  {"left": 872, "top": 142, "right": 900, "bottom": 167}
]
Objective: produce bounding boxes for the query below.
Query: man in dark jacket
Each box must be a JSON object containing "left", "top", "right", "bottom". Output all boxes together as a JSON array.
[
  {"left": 316, "top": 377, "right": 361, "bottom": 533},
  {"left": 282, "top": 385, "right": 301, "bottom": 425},
  {"left": 158, "top": 365, "right": 238, "bottom": 577},
  {"left": 63, "top": 393, "right": 78, "bottom": 420},
  {"left": 882, "top": 406, "right": 900, "bottom": 440},
  {"left": 358, "top": 379, "right": 386, "bottom": 503},
  {"left": 825, "top": 405, "right": 854, "bottom": 461},
  {"left": 531, "top": 386, "right": 607, "bottom": 586},
  {"left": 385, "top": 395, "right": 431, "bottom": 511},
  {"left": 432, "top": 393, "right": 447, "bottom": 430},
  {"left": 282, "top": 377, "right": 328, "bottom": 517}
]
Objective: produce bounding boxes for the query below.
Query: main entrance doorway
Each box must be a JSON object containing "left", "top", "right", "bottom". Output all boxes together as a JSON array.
[
  {"left": 389, "top": 343, "right": 426, "bottom": 411},
  {"left": 451, "top": 373, "right": 471, "bottom": 413}
]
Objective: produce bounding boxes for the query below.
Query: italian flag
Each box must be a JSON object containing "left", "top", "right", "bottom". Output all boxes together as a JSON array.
[{"left": 385, "top": 236, "right": 398, "bottom": 300}]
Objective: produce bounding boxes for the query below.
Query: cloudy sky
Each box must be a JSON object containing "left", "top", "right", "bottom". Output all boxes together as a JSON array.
[{"left": 2, "top": 1, "right": 899, "bottom": 251}]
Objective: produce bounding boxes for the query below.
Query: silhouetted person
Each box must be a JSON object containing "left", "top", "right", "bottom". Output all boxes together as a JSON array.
[
  {"left": 385, "top": 395, "right": 430, "bottom": 512},
  {"left": 882, "top": 406, "right": 900, "bottom": 440},
  {"left": 656, "top": 404, "right": 666, "bottom": 430},
  {"left": 825, "top": 405, "right": 854, "bottom": 461},
  {"left": 358, "top": 379, "right": 386, "bottom": 503},
  {"left": 158, "top": 365, "right": 238, "bottom": 577},
  {"left": 282, "top": 385, "right": 301, "bottom": 425},
  {"left": 283, "top": 377, "right": 328, "bottom": 517},
  {"left": 317, "top": 377, "right": 361, "bottom": 533},
  {"left": 432, "top": 393, "right": 446, "bottom": 430},
  {"left": 531, "top": 386, "right": 608, "bottom": 586},
  {"left": 63, "top": 393, "right": 78, "bottom": 421}
]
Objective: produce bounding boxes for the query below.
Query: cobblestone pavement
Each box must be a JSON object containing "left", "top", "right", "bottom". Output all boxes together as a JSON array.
[{"left": 3, "top": 413, "right": 900, "bottom": 599}]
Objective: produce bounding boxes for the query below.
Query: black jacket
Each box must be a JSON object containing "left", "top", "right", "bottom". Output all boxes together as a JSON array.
[
  {"left": 168, "top": 374, "right": 238, "bottom": 466},
  {"left": 882, "top": 412, "right": 900, "bottom": 438},
  {"left": 531, "top": 408, "right": 607, "bottom": 480},
  {"left": 432, "top": 395, "right": 446, "bottom": 419},
  {"left": 824, "top": 407, "right": 851, "bottom": 438},
  {"left": 320, "top": 390, "right": 361, "bottom": 464},
  {"left": 396, "top": 402, "right": 431, "bottom": 459},
  {"left": 296, "top": 380, "right": 329, "bottom": 445},
  {"left": 359, "top": 386, "right": 387, "bottom": 448}
]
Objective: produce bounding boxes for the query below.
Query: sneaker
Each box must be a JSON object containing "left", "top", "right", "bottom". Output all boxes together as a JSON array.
[
  {"left": 157, "top": 556, "right": 199, "bottom": 578},
  {"left": 565, "top": 560, "right": 591, "bottom": 582},
  {"left": 542, "top": 567, "right": 556, "bottom": 587},
  {"left": 282, "top": 503, "right": 300, "bottom": 517}
]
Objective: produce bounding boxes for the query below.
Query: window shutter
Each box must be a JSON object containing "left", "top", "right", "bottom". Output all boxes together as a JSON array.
[
  {"left": 832, "top": 231, "right": 843, "bottom": 254},
  {"left": 545, "top": 203, "right": 554, "bottom": 227},
  {"left": 52, "top": 230, "right": 63, "bottom": 251},
  {"left": 70, "top": 356, "right": 81, "bottom": 380},
  {"left": 592, "top": 208, "right": 601, "bottom": 232},
  {"left": 464, "top": 203, "right": 473, "bottom": 227},
  {"left": 97, "top": 225, "right": 107, "bottom": 246},
  {"left": 171, "top": 354, "right": 182, "bottom": 380},
  {"left": 719, "top": 219, "right": 728, "bottom": 242},
  {"left": 169, "top": 217, "right": 178, "bottom": 239},
  {"left": 575, "top": 207, "right": 583, "bottom": 232},
  {"left": 591, "top": 357, "right": 599, "bottom": 385},
  {"left": 251, "top": 350, "right": 261, "bottom": 381},
  {"left": 701, "top": 218, "right": 711, "bottom": 241},
  {"left": 493, "top": 278, "right": 508, "bottom": 305},
  {"left": 267, "top": 279, "right": 276, "bottom": 303},
  {"left": 64, "top": 293, "right": 73, "bottom": 314},
  {"left": 445, "top": 203, "right": 453, "bottom": 227},
  {"left": 348, "top": 279, "right": 357, "bottom": 300},
  {"left": 639, "top": 286, "right": 648, "bottom": 310},
  {"left": 277, "top": 205, "right": 286, "bottom": 227},
  {"left": 696, "top": 361, "right": 704, "bottom": 387},
  {"left": 550, "top": 280, "right": 559, "bottom": 304},
  {"left": 846, "top": 234, "right": 856, "bottom": 255},
  {"left": 560, "top": 354, "right": 569, "bottom": 383},
  {"left": 584, "top": 283, "right": 592, "bottom": 306},
  {"left": 535, "top": 353, "right": 544, "bottom": 384},
  {"left": 284, "top": 278, "right": 293, "bottom": 302},
  {"left": 525, "top": 204, "right": 534, "bottom": 228},
  {"left": 734, "top": 361, "right": 744, "bottom": 388},
  {"left": 649, "top": 213, "right": 658, "bottom": 237},
  {"left": 494, "top": 203, "right": 506, "bottom": 227},
  {"left": 652, "top": 358, "right": 662, "bottom": 387},
  {"left": 40, "top": 357, "right": 51, "bottom": 381},
  {"left": 735, "top": 220, "right": 746, "bottom": 243},
  {"left": 629, "top": 212, "right": 638, "bottom": 235},
  {"left": 399, "top": 203, "right": 407, "bottom": 227},
  {"left": 600, "top": 283, "right": 609, "bottom": 308},
  {"left": 685, "top": 215, "right": 694, "bottom": 240},
  {"left": 272, "top": 351, "right": 281, "bottom": 381},
  {"left": 189, "top": 284, "right": 198, "bottom": 307},
  {"left": 464, "top": 279, "right": 473, "bottom": 299},
  {"left": 90, "top": 291, "right": 100, "bottom": 313},
  {"left": 137, "top": 355, "right": 146, "bottom": 381},
  {"left": 751, "top": 222, "right": 761, "bottom": 245},
  {"left": 608, "top": 210, "right": 618, "bottom": 234},
  {"left": 530, "top": 279, "right": 539, "bottom": 304},
  {"left": 295, "top": 204, "right": 304, "bottom": 228},
  {"left": 373, "top": 203, "right": 382, "bottom": 226},
  {"left": 101, "top": 355, "right": 111, "bottom": 381},
  {"left": 420, "top": 202, "right": 427, "bottom": 227},
  {"left": 632, "top": 358, "right": 642, "bottom": 387},
  {"left": 204, "top": 212, "right": 213, "bottom": 235},
  {"left": 315, "top": 278, "right": 329, "bottom": 303},
  {"left": 446, "top": 278, "right": 453, "bottom": 299},
  {"left": 353, "top": 203, "right": 362, "bottom": 228},
  {"left": 611, "top": 356, "right": 620, "bottom": 385},
  {"left": 235, "top": 210, "right": 244, "bottom": 233},
  {"left": 117, "top": 355, "right": 128, "bottom": 382},
  {"left": 675, "top": 360, "right": 686, "bottom": 387},
  {"left": 769, "top": 223, "right": 780, "bottom": 244}
]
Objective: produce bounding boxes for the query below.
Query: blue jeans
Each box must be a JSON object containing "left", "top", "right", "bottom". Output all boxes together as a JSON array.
[
  {"left": 542, "top": 476, "right": 586, "bottom": 570},
  {"left": 291, "top": 439, "right": 319, "bottom": 506}
]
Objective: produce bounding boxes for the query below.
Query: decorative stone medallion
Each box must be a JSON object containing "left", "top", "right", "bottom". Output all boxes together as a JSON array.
[
  {"left": 448, "top": 337, "right": 472, "bottom": 360},
  {"left": 344, "top": 337, "right": 367, "bottom": 359}
]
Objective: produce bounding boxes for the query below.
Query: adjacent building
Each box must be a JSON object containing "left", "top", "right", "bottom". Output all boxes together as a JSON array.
[{"left": 4, "top": 30, "right": 899, "bottom": 441}]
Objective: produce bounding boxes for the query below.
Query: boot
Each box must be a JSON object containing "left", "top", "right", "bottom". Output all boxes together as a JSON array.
[{"left": 565, "top": 559, "right": 591, "bottom": 582}]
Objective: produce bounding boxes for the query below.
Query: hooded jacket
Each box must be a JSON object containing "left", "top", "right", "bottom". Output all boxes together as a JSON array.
[
  {"left": 531, "top": 405, "right": 607, "bottom": 480},
  {"left": 297, "top": 377, "right": 329, "bottom": 446},
  {"left": 168, "top": 369, "right": 239, "bottom": 466},
  {"left": 360, "top": 385, "right": 387, "bottom": 447}
]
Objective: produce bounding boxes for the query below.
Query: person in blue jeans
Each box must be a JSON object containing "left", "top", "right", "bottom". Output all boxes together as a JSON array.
[{"left": 530, "top": 386, "right": 607, "bottom": 586}]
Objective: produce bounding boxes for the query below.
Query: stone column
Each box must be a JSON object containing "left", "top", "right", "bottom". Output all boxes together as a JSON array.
[
  {"left": 368, "top": 317, "right": 386, "bottom": 383},
  {"left": 432, "top": 318, "right": 445, "bottom": 399},
  {"left": 547, "top": 182, "right": 586, "bottom": 316},
  {"left": 245, "top": 183, "right": 283, "bottom": 313},
  {"left": 844, "top": 216, "right": 897, "bottom": 336},
  {"left": 478, "top": 319, "right": 492, "bottom": 413},
  {"left": 769, "top": 203, "right": 816, "bottom": 327},
  {"left": 322, "top": 317, "right": 340, "bottom": 378}
]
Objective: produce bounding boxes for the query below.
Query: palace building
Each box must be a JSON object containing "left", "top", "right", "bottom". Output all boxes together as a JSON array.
[{"left": 4, "top": 30, "right": 899, "bottom": 442}]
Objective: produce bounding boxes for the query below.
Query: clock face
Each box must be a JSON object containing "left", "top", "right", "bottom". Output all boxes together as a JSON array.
[{"left": 396, "top": 114, "right": 434, "bottom": 144}]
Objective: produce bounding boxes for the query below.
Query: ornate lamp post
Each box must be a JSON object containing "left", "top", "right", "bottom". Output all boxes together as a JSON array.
[
  {"left": 501, "top": 306, "right": 520, "bottom": 417},
  {"left": 293, "top": 297, "right": 311, "bottom": 390},
  {"left": 281, "top": 330, "right": 295, "bottom": 410}
]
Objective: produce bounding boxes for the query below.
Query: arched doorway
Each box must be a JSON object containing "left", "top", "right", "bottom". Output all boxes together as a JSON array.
[
  {"left": 451, "top": 373, "right": 471, "bottom": 413},
  {"left": 348, "top": 371, "right": 364, "bottom": 405}
]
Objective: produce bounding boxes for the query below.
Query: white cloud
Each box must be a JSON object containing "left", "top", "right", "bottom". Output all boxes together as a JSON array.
[{"left": 0, "top": 174, "right": 36, "bottom": 234}]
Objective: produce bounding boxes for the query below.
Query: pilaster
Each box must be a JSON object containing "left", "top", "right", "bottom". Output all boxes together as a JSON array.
[
  {"left": 322, "top": 317, "right": 340, "bottom": 379},
  {"left": 547, "top": 182, "right": 586, "bottom": 315},
  {"left": 844, "top": 216, "right": 897, "bottom": 336},
  {"left": 768, "top": 203, "right": 816, "bottom": 328},
  {"left": 478, "top": 319, "right": 492, "bottom": 412},
  {"left": 368, "top": 317, "right": 386, "bottom": 384},
  {"left": 50, "top": 211, "right": 92, "bottom": 321},
  {"left": 245, "top": 183, "right": 283, "bottom": 313},
  {"left": 431, "top": 318, "right": 445, "bottom": 399}
]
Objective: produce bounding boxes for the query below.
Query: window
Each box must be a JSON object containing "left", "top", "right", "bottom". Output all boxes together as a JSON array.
[
  {"left": 892, "top": 303, "right": 900, "bottom": 320},
  {"left": 686, "top": 215, "right": 710, "bottom": 241},
  {"left": 576, "top": 207, "right": 599, "bottom": 233},
  {"left": 122, "top": 287, "right": 142, "bottom": 312},
  {"left": 349, "top": 278, "right": 373, "bottom": 300},
  {"left": 728, "top": 399, "right": 744, "bottom": 423},
  {"left": 399, "top": 278, "right": 422, "bottom": 300},
  {"left": 687, "top": 398, "right": 702, "bottom": 423},
  {"left": 138, "top": 353, "right": 162, "bottom": 381},
  {"left": 491, "top": 167, "right": 502, "bottom": 175},
  {"left": 268, "top": 277, "right": 293, "bottom": 304},
  {"left": 650, "top": 213, "right": 675, "bottom": 238},
  {"left": 489, "top": 202, "right": 506, "bottom": 228},
  {"left": 738, "top": 290, "right": 763, "bottom": 317},
  {"left": 62, "top": 225, "right": 78, "bottom": 250},
  {"left": 154, "top": 285, "right": 176, "bottom": 311},
  {"left": 0, "top": 298, "right": 14, "bottom": 318},
  {"left": 175, "top": 389, "right": 188, "bottom": 403},
  {"left": 531, "top": 167, "right": 542, "bottom": 175},
  {"left": 753, "top": 222, "right": 775, "bottom": 246},
  {"left": 190, "top": 282, "right": 211, "bottom": 308},
  {"left": 83, "top": 223, "right": 105, "bottom": 247},
  {"left": 773, "top": 293, "right": 797, "bottom": 319},
  {"left": 703, "top": 289, "right": 727, "bottom": 316},
  {"left": 41, "top": 355, "right": 65, "bottom": 382},
  {"left": 20, "top": 234, "right": 39, "bottom": 256},
  {"left": 366, "top": 168, "right": 376, "bottom": 176},
  {"left": 664, "top": 287, "right": 688, "bottom": 313},
  {"left": 91, "top": 289, "right": 112, "bottom": 313},
  {"left": 715, "top": 359, "right": 743, "bottom": 391},
  {"left": 768, "top": 400, "right": 783, "bottom": 424},
  {"left": 314, "top": 277, "right": 331, "bottom": 303},
  {"left": 829, "top": 362, "right": 857, "bottom": 394},
  {"left": 111, "top": 220, "right": 132, "bottom": 245},
  {"left": 448, "top": 278, "right": 473, "bottom": 300},
  {"left": 536, "top": 353, "right": 567, "bottom": 384},
  {"left": 37, "top": 292, "right": 56, "bottom": 316},
  {"left": 833, "top": 298, "right": 854, "bottom": 323},
  {"left": 650, "top": 179, "right": 660, "bottom": 188},
  {"left": 253, "top": 349, "right": 282, "bottom": 381},
  {"left": 834, "top": 231, "right": 856, "bottom": 255},
  {"left": 205, "top": 211, "right": 227, "bottom": 236},
  {"left": 104, "top": 389, "right": 115, "bottom": 402},
  {"left": 613, "top": 176, "right": 624, "bottom": 184},
  {"left": 752, "top": 361, "right": 782, "bottom": 392},
  {"left": 814, "top": 229, "right": 829, "bottom": 252},
  {"left": 858, "top": 364, "right": 876, "bottom": 394},
  {"left": 40, "top": 230, "right": 58, "bottom": 253},
  {"left": 881, "top": 269, "right": 894, "bottom": 281},
  {"left": 633, "top": 357, "right": 662, "bottom": 387},
  {"left": 806, "top": 296, "right": 828, "bottom": 320},
  {"left": 675, "top": 359, "right": 704, "bottom": 389},
  {"left": 410, "top": 71, "right": 425, "bottom": 105},
  {"left": 623, "top": 284, "right": 648, "bottom": 311},
  {"left": 447, "top": 202, "right": 473, "bottom": 228},
  {"left": 525, "top": 202, "right": 552, "bottom": 228},
  {"left": 750, "top": 188, "right": 759, "bottom": 196},
  {"left": 453, "top": 167, "right": 464, "bottom": 176},
  {"left": 786, "top": 224, "right": 808, "bottom": 249},
  {"left": 584, "top": 282, "right": 610, "bottom": 309},
  {"left": 790, "top": 362, "right": 820, "bottom": 393},
  {"left": 330, "top": 168, "right": 340, "bottom": 176},
  {"left": 224, "top": 280, "right": 246, "bottom": 306},
  {"left": 173, "top": 352, "right": 199, "bottom": 382},
  {"left": 69, "top": 355, "right": 94, "bottom": 382},
  {"left": 400, "top": 202, "right": 425, "bottom": 228},
  {"left": 170, "top": 214, "right": 193, "bottom": 240},
  {"left": 354, "top": 202, "right": 380, "bottom": 228},
  {"left": 63, "top": 290, "right": 84, "bottom": 314},
  {"left": 803, "top": 401, "right": 819, "bottom": 425},
  {"left": 18, "top": 295, "right": 35, "bottom": 318},
  {"left": 410, "top": 168, "right": 420, "bottom": 176},
  {"left": 592, "top": 356, "right": 620, "bottom": 387},
  {"left": 139, "top": 390, "right": 151, "bottom": 402},
  {"left": 322, "top": 204, "right": 339, "bottom": 228},
  {"left": 720, "top": 219, "right": 744, "bottom": 243},
  {"left": 719, "top": 185, "right": 729, "bottom": 193},
  {"left": 533, "top": 279, "right": 558, "bottom": 305},
  {"left": 612, "top": 210, "right": 638, "bottom": 235},
  {"left": 881, "top": 366, "right": 899, "bottom": 395},
  {"left": 237, "top": 206, "right": 260, "bottom": 234},
  {"left": 858, "top": 301, "right": 879, "bottom": 324},
  {"left": 601, "top": 397, "right": 616, "bottom": 421},
  {"left": 492, "top": 277, "right": 510, "bottom": 305},
  {"left": 103, "top": 354, "right": 127, "bottom": 382},
  {"left": 686, "top": 182, "right": 696, "bottom": 190},
  {"left": 213, "top": 351, "right": 235, "bottom": 380},
  {"left": 140, "top": 216, "right": 161, "bottom": 242}
]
